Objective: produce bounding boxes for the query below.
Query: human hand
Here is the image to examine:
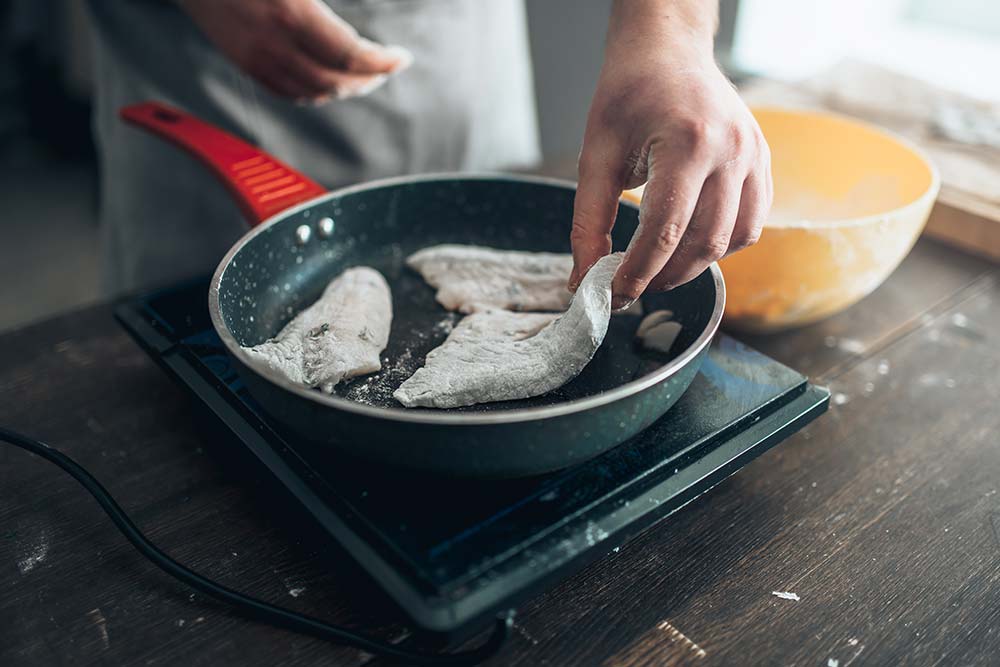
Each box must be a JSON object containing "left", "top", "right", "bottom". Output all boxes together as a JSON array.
[
  {"left": 178, "top": 0, "right": 412, "bottom": 102},
  {"left": 569, "top": 0, "right": 771, "bottom": 310}
]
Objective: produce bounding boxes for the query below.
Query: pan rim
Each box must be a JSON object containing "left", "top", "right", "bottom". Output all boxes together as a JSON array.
[{"left": 209, "top": 172, "right": 726, "bottom": 426}]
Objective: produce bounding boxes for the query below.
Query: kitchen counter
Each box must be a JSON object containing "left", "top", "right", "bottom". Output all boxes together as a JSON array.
[{"left": 1, "top": 237, "right": 998, "bottom": 666}]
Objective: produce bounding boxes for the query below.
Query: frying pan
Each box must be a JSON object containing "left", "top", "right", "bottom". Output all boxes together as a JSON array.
[{"left": 120, "top": 101, "right": 725, "bottom": 478}]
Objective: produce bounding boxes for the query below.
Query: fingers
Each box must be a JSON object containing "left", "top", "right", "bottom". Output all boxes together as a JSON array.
[
  {"left": 274, "top": 46, "right": 393, "bottom": 100},
  {"left": 763, "top": 146, "right": 774, "bottom": 207},
  {"left": 727, "top": 169, "right": 768, "bottom": 255},
  {"left": 251, "top": 57, "right": 315, "bottom": 99},
  {"left": 611, "top": 160, "right": 707, "bottom": 309},
  {"left": 296, "top": 0, "right": 410, "bottom": 75},
  {"left": 180, "top": 0, "right": 410, "bottom": 102},
  {"left": 569, "top": 150, "right": 623, "bottom": 291},
  {"left": 648, "top": 170, "right": 741, "bottom": 291}
]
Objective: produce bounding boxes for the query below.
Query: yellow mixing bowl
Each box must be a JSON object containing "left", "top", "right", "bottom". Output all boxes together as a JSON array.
[{"left": 623, "top": 107, "right": 940, "bottom": 333}]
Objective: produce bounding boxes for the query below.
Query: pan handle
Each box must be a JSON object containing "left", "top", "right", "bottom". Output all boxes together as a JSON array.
[{"left": 119, "top": 101, "right": 328, "bottom": 226}]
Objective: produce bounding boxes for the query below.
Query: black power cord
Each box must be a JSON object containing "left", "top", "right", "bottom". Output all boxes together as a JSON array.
[{"left": 0, "top": 426, "right": 512, "bottom": 666}]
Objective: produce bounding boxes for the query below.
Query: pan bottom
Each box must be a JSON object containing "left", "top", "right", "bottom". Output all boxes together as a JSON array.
[{"left": 311, "top": 250, "right": 682, "bottom": 412}]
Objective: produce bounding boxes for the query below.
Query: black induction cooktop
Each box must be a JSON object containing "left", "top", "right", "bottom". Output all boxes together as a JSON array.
[{"left": 115, "top": 278, "right": 829, "bottom": 641}]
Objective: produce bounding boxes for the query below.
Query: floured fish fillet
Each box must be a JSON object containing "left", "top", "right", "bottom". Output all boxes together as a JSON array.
[
  {"left": 636, "top": 310, "right": 673, "bottom": 336},
  {"left": 243, "top": 267, "right": 392, "bottom": 393},
  {"left": 636, "top": 310, "right": 683, "bottom": 354},
  {"left": 394, "top": 254, "right": 622, "bottom": 408},
  {"left": 406, "top": 244, "right": 575, "bottom": 313}
]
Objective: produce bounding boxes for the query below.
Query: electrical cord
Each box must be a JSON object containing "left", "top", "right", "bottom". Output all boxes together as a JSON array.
[{"left": 0, "top": 426, "right": 512, "bottom": 666}]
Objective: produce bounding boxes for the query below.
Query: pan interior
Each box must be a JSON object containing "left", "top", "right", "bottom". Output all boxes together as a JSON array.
[{"left": 217, "top": 178, "right": 717, "bottom": 413}]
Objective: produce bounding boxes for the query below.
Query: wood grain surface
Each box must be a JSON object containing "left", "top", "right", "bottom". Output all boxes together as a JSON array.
[{"left": 1, "top": 238, "right": 997, "bottom": 666}]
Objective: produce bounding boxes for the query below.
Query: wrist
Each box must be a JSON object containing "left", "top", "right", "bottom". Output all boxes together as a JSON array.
[{"left": 606, "top": 0, "right": 717, "bottom": 65}]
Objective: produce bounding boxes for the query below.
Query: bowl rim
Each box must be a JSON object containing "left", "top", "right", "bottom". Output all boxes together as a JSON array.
[{"left": 749, "top": 104, "right": 941, "bottom": 230}]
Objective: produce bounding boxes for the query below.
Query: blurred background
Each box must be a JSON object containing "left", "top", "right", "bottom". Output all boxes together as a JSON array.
[{"left": 1, "top": 0, "right": 998, "bottom": 333}]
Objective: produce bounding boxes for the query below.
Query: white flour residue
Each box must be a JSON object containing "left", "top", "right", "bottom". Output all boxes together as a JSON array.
[
  {"left": 584, "top": 521, "right": 610, "bottom": 546},
  {"left": 283, "top": 577, "right": 307, "bottom": 598},
  {"left": 345, "top": 348, "right": 420, "bottom": 406},
  {"left": 17, "top": 530, "right": 49, "bottom": 574},
  {"left": 824, "top": 336, "right": 866, "bottom": 354},
  {"left": 771, "top": 591, "right": 800, "bottom": 601},
  {"left": 512, "top": 621, "right": 541, "bottom": 646},
  {"left": 656, "top": 620, "right": 707, "bottom": 659},
  {"left": 344, "top": 313, "right": 460, "bottom": 407},
  {"left": 837, "top": 338, "right": 866, "bottom": 355},
  {"left": 918, "top": 373, "right": 954, "bottom": 388},
  {"left": 433, "top": 314, "right": 458, "bottom": 336}
]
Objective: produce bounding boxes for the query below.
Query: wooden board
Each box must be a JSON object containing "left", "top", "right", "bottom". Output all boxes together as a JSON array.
[{"left": 926, "top": 199, "right": 1000, "bottom": 263}]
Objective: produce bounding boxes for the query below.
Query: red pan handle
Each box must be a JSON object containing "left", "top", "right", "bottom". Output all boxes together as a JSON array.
[{"left": 119, "top": 101, "right": 328, "bottom": 226}]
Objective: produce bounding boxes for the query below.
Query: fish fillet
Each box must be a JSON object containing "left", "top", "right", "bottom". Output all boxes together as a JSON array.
[
  {"left": 636, "top": 310, "right": 683, "bottom": 354},
  {"left": 406, "top": 244, "right": 575, "bottom": 313},
  {"left": 394, "top": 254, "right": 622, "bottom": 408},
  {"left": 243, "top": 267, "right": 392, "bottom": 393}
]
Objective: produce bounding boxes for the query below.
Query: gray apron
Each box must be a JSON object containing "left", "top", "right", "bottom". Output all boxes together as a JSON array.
[{"left": 87, "top": 0, "right": 540, "bottom": 294}]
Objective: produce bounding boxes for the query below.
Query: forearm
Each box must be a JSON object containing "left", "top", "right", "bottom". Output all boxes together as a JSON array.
[{"left": 606, "top": 0, "right": 718, "bottom": 64}]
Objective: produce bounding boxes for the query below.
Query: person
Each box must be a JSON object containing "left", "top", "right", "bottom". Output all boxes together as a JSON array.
[{"left": 87, "top": 0, "right": 770, "bottom": 310}]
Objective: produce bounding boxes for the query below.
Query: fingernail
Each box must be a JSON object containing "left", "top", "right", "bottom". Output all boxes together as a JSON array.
[
  {"left": 334, "top": 74, "right": 388, "bottom": 100},
  {"left": 359, "top": 38, "right": 414, "bottom": 71},
  {"left": 611, "top": 295, "right": 635, "bottom": 312},
  {"left": 384, "top": 45, "right": 415, "bottom": 71}
]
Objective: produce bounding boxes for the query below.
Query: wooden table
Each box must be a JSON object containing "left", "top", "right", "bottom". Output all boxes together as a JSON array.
[{"left": 1, "top": 238, "right": 997, "bottom": 666}]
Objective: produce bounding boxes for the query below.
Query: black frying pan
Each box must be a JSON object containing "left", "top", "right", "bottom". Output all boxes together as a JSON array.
[{"left": 120, "top": 102, "right": 724, "bottom": 477}]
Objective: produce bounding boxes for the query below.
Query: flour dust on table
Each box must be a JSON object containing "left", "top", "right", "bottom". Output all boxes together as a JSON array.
[{"left": 243, "top": 267, "right": 392, "bottom": 393}]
